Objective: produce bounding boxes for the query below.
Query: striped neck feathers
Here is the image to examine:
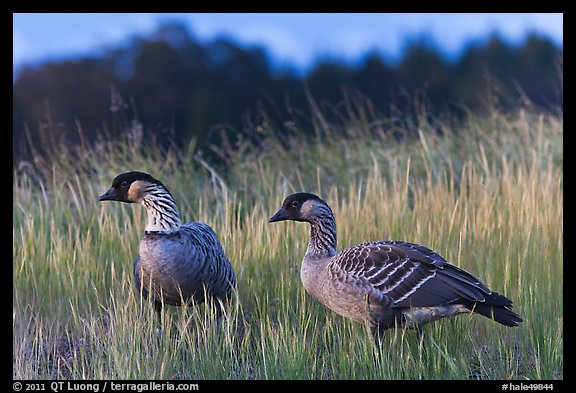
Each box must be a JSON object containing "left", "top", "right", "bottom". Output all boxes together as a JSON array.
[
  {"left": 305, "top": 203, "right": 338, "bottom": 259},
  {"left": 139, "top": 184, "right": 182, "bottom": 233}
]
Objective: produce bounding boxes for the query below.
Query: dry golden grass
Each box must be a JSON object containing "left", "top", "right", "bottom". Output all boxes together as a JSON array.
[{"left": 13, "top": 104, "right": 562, "bottom": 379}]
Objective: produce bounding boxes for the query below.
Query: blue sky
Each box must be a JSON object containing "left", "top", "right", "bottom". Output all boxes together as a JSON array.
[{"left": 13, "top": 13, "right": 563, "bottom": 75}]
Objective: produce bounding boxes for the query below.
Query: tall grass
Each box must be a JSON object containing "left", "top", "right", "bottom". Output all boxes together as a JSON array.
[{"left": 13, "top": 102, "right": 562, "bottom": 379}]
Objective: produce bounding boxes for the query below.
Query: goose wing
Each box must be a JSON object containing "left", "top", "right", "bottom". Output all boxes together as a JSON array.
[{"left": 330, "top": 240, "right": 491, "bottom": 307}]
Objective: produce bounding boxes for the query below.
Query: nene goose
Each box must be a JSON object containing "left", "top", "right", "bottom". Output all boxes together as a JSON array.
[
  {"left": 268, "top": 192, "right": 522, "bottom": 337},
  {"left": 98, "top": 171, "right": 236, "bottom": 324}
]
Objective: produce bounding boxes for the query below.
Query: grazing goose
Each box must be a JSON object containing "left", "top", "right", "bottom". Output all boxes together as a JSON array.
[
  {"left": 268, "top": 192, "right": 522, "bottom": 337},
  {"left": 98, "top": 171, "right": 236, "bottom": 324}
]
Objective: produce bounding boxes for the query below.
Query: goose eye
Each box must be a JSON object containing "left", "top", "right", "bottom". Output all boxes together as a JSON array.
[
  {"left": 291, "top": 200, "right": 300, "bottom": 207},
  {"left": 121, "top": 181, "right": 128, "bottom": 188}
]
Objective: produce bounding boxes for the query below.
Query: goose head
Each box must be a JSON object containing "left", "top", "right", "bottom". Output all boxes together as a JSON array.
[
  {"left": 268, "top": 192, "right": 332, "bottom": 223},
  {"left": 98, "top": 171, "right": 169, "bottom": 204}
]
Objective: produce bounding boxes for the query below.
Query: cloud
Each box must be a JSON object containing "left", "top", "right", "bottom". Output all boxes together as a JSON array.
[
  {"left": 13, "top": 13, "right": 563, "bottom": 75},
  {"left": 234, "top": 24, "right": 311, "bottom": 68},
  {"left": 13, "top": 13, "right": 159, "bottom": 71},
  {"left": 13, "top": 30, "right": 30, "bottom": 67},
  {"left": 184, "top": 14, "right": 311, "bottom": 70}
]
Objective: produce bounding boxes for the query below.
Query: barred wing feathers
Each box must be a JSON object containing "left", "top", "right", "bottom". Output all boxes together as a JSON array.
[{"left": 329, "top": 240, "right": 492, "bottom": 308}]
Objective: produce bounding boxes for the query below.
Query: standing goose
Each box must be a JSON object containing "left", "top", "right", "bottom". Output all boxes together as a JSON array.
[
  {"left": 268, "top": 192, "right": 522, "bottom": 337},
  {"left": 98, "top": 171, "right": 236, "bottom": 323}
]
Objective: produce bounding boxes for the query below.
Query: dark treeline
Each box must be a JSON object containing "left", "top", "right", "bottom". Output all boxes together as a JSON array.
[{"left": 13, "top": 21, "right": 563, "bottom": 164}]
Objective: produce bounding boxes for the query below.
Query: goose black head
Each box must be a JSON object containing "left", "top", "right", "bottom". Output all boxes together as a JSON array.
[
  {"left": 98, "top": 171, "right": 168, "bottom": 204},
  {"left": 268, "top": 192, "right": 331, "bottom": 223}
]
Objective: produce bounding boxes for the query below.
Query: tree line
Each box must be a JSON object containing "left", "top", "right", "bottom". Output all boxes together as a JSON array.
[{"left": 13, "top": 21, "right": 563, "bottom": 163}]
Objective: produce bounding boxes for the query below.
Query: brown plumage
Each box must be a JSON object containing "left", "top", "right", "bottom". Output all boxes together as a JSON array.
[{"left": 268, "top": 192, "right": 522, "bottom": 337}]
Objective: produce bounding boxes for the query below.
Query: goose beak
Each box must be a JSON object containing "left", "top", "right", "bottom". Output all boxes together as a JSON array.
[
  {"left": 98, "top": 188, "right": 117, "bottom": 202},
  {"left": 268, "top": 208, "right": 288, "bottom": 223}
]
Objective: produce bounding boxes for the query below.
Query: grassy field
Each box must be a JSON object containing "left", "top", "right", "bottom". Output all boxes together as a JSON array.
[{"left": 13, "top": 103, "right": 563, "bottom": 379}]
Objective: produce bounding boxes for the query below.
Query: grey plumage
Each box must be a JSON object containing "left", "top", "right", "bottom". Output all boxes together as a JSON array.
[
  {"left": 99, "top": 171, "right": 236, "bottom": 323},
  {"left": 269, "top": 192, "right": 522, "bottom": 337}
]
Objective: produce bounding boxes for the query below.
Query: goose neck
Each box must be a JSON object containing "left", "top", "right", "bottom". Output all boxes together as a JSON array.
[
  {"left": 305, "top": 214, "right": 337, "bottom": 259},
  {"left": 141, "top": 189, "right": 182, "bottom": 233}
]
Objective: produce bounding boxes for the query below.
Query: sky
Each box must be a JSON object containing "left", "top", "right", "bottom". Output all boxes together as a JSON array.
[{"left": 13, "top": 13, "right": 564, "bottom": 76}]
